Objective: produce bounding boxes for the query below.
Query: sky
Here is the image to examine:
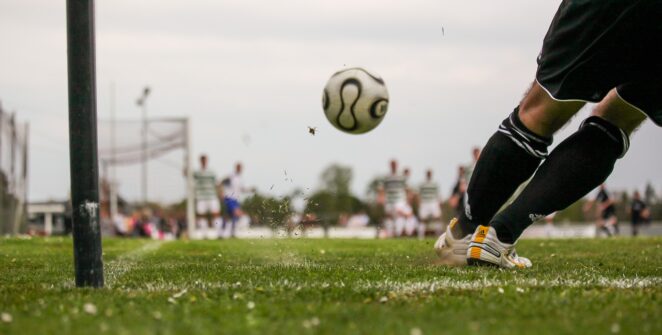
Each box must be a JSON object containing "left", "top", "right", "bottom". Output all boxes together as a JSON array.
[{"left": 1, "top": 0, "right": 661, "bottom": 203}]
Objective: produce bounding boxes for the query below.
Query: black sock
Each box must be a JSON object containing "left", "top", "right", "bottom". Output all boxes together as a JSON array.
[
  {"left": 454, "top": 108, "right": 551, "bottom": 237},
  {"left": 491, "top": 116, "right": 629, "bottom": 243}
]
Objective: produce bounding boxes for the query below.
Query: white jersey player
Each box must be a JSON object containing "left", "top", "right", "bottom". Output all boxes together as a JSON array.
[
  {"left": 418, "top": 169, "right": 442, "bottom": 237},
  {"left": 221, "top": 162, "right": 246, "bottom": 238}
]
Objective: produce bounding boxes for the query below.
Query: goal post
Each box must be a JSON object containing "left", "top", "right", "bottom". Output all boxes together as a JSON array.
[
  {"left": 66, "top": 0, "right": 104, "bottom": 288},
  {"left": 185, "top": 118, "right": 195, "bottom": 238}
]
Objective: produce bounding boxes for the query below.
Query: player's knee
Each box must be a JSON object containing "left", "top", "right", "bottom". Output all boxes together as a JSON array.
[
  {"left": 519, "top": 82, "right": 552, "bottom": 114},
  {"left": 579, "top": 116, "right": 629, "bottom": 158},
  {"left": 519, "top": 82, "right": 584, "bottom": 136},
  {"left": 497, "top": 108, "right": 553, "bottom": 159},
  {"left": 592, "top": 90, "right": 647, "bottom": 135}
]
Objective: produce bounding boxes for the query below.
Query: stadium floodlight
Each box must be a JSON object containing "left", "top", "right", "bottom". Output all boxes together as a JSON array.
[{"left": 66, "top": 0, "right": 104, "bottom": 288}]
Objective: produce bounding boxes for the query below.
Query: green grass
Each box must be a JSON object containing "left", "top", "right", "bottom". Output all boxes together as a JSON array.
[{"left": 0, "top": 237, "right": 660, "bottom": 335}]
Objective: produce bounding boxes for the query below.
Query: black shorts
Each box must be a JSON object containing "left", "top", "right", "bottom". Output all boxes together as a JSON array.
[
  {"left": 536, "top": 0, "right": 662, "bottom": 126},
  {"left": 601, "top": 208, "right": 616, "bottom": 220}
]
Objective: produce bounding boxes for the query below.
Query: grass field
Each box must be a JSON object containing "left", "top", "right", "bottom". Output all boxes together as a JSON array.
[{"left": 1, "top": 237, "right": 660, "bottom": 335}]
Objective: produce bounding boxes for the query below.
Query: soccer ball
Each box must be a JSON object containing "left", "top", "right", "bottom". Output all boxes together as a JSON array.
[{"left": 322, "top": 67, "right": 389, "bottom": 134}]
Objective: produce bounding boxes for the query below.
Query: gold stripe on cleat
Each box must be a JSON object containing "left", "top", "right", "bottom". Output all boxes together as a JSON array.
[
  {"left": 469, "top": 246, "right": 482, "bottom": 259},
  {"left": 474, "top": 225, "right": 489, "bottom": 243}
]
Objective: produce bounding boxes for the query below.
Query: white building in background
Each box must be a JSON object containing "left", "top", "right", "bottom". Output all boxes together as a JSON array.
[{"left": 27, "top": 201, "right": 68, "bottom": 236}]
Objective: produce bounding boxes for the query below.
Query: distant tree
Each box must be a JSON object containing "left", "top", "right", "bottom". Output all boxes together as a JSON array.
[
  {"left": 551, "top": 198, "right": 591, "bottom": 222},
  {"left": 650, "top": 203, "right": 662, "bottom": 221},
  {"left": 363, "top": 176, "right": 386, "bottom": 226},
  {"left": 645, "top": 182, "right": 657, "bottom": 205},
  {"left": 365, "top": 176, "right": 382, "bottom": 198},
  {"left": 305, "top": 164, "right": 366, "bottom": 226},
  {"left": 320, "top": 164, "right": 352, "bottom": 195},
  {"left": 305, "top": 191, "right": 363, "bottom": 223}
]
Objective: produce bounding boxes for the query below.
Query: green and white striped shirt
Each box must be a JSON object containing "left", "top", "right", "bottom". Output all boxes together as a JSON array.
[
  {"left": 384, "top": 174, "right": 406, "bottom": 205},
  {"left": 194, "top": 170, "right": 218, "bottom": 201},
  {"left": 419, "top": 181, "right": 439, "bottom": 203}
]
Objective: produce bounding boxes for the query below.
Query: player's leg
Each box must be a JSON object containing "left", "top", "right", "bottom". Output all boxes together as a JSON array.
[
  {"left": 607, "top": 214, "right": 619, "bottom": 236},
  {"left": 211, "top": 213, "right": 221, "bottom": 238},
  {"left": 489, "top": 89, "right": 646, "bottom": 245},
  {"left": 596, "top": 212, "right": 610, "bottom": 238},
  {"left": 206, "top": 198, "right": 221, "bottom": 239},
  {"left": 394, "top": 203, "right": 407, "bottom": 237},
  {"left": 402, "top": 204, "right": 416, "bottom": 236},
  {"left": 195, "top": 200, "right": 210, "bottom": 239},
  {"left": 417, "top": 217, "right": 426, "bottom": 240},
  {"left": 220, "top": 197, "right": 234, "bottom": 238},
  {"left": 394, "top": 215, "right": 404, "bottom": 238},
  {"left": 632, "top": 208, "right": 644, "bottom": 236},
  {"left": 436, "top": 82, "right": 582, "bottom": 266},
  {"left": 417, "top": 205, "right": 431, "bottom": 240},
  {"left": 406, "top": 215, "right": 418, "bottom": 237},
  {"left": 230, "top": 206, "right": 243, "bottom": 238},
  {"left": 381, "top": 204, "right": 394, "bottom": 238},
  {"left": 420, "top": 203, "right": 441, "bottom": 239},
  {"left": 454, "top": 82, "right": 584, "bottom": 238}
]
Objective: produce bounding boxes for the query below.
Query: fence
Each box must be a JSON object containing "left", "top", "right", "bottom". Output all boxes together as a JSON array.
[{"left": 0, "top": 101, "right": 29, "bottom": 235}]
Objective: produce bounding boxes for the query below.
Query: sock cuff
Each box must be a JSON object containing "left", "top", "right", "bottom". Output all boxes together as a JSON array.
[
  {"left": 580, "top": 116, "right": 630, "bottom": 158},
  {"left": 509, "top": 107, "right": 553, "bottom": 146},
  {"left": 497, "top": 107, "right": 552, "bottom": 159}
]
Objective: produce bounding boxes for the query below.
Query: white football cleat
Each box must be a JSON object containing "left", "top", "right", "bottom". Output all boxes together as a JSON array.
[
  {"left": 434, "top": 218, "right": 472, "bottom": 266},
  {"left": 467, "top": 225, "right": 532, "bottom": 269}
]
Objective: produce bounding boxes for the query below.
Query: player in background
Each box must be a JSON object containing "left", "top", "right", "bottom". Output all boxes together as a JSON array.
[
  {"left": 448, "top": 165, "right": 467, "bottom": 219},
  {"left": 193, "top": 155, "right": 221, "bottom": 239},
  {"left": 629, "top": 190, "right": 648, "bottom": 237},
  {"left": 374, "top": 181, "right": 387, "bottom": 238},
  {"left": 221, "top": 162, "right": 247, "bottom": 238},
  {"left": 463, "top": 146, "right": 481, "bottom": 182},
  {"left": 418, "top": 169, "right": 442, "bottom": 239},
  {"left": 437, "top": 0, "right": 661, "bottom": 268},
  {"left": 402, "top": 168, "right": 419, "bottom": 237},
  {"left": 378, "top": 160, "right": 408, "bottom": 238},
  {"left": 459, "top": 147, "right": 481, "bottom": 220},
  {"left": 595, "top": 184, "right": 618, "bottom": 237}
]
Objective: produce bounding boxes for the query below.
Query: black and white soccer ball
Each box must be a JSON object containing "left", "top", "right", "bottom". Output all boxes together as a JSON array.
[{"left": 322, "top": 67, "right": 389, "bottom": 134}]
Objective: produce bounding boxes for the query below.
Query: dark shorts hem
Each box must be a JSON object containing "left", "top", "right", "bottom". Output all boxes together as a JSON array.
[{"left": 536, "top": 0, "right": 662, "bottom": 127}]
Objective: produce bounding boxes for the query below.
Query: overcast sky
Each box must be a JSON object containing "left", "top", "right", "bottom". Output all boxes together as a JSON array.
[{"left": 1, "top": 0, "right": 661, "bottom": 203}]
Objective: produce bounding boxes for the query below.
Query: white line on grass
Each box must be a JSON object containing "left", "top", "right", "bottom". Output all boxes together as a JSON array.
[
  {"left": 110, "top": 276, "right": 661, "bottom": 293},
  {"left": 352, "top": 277, "right": 662, "bottom": 292},
  {"left": 104, "top": 241, "right": 166, "bottom": 288}
]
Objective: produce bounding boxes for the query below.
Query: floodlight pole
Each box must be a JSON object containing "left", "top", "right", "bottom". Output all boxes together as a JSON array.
[
  {"left": 137, "top": 87, "right": 150, "bottom": 205},
  {"left": 66, "top": 0, "right": 104, "bottom": 288},
  {"left": 109, "top": 83, "right": 118, "bottom": 222}
]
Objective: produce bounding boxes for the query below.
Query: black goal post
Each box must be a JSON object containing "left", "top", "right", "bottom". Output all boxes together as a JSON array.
[{"left": 66, "top": 0, "right": 104, "bottom": 288}]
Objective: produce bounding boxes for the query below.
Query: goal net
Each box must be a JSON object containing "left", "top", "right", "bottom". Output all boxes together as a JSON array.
[{"left": 97, "top": 117, "right": 194, "bottom": 234}]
